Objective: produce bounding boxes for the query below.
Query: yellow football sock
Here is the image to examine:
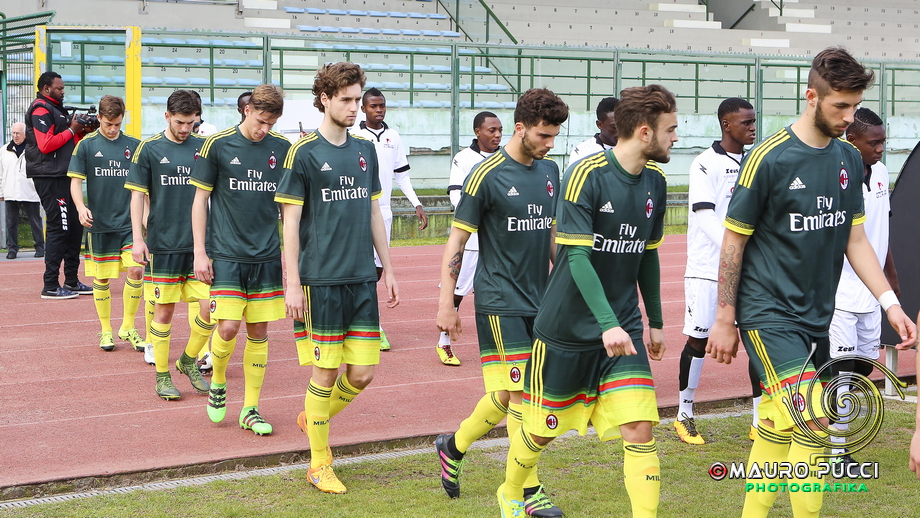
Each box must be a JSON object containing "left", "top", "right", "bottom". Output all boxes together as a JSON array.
[
  {"left": 329, "top": 373, "right": 362, "bottom": 418},
  {"left": 455, "top": 392, "right": 508, "bottom": 453},
  {"left": 788, "top": 428, "right": 828, "bottom": 518},
  {"left": 210, "top": 330, "right": 237, "bottom": 385},
  {"left": 121, "top": 278, "right": 143, "bottom": 331},
  {"left": 93, "top": 280, "right": 112, "bottom": 333},
  {"left": 507, "top": 401, "right": 541, "bottom": 489},
  {"left": 502, "top": 427, "right": 545, "bottom": 502},
  {"left": 185, "top": 312, "right": 215, "bottom": 358},
  {"left": 623, "top": 439, "right": 660, "bottom": 518},
  {"left": 145, "top": 300, "right": 155, "bottom": 342},
  {"left": 149, "top": 320, "right": 171, "bottom": 373},
  {"left": 305, "top": 380, "right": 333, "bottom": 468},
  {"left": 242, "top": 336, "right": 268, "bottom": 408},
  {"left": 742, "top": 423, "right": 793, "bottom": 518}
]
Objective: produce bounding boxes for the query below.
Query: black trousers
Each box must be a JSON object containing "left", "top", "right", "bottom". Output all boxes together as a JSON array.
[
  {"left": 5, "top": 200, "right": 45, "bottom": 253},
  {"left": 31, "top": 176, "right": 82, "bottom": 290}
]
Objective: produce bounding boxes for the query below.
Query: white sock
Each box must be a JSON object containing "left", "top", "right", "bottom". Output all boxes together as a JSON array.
[
  {"left": 678, "top": 357, "right": 705, "bottom": 418},
  {"left": 438, "top": 331, "right": 450, "bottom": 347},
  {"left": 752, "top": 395, "right": 762, "bottom": 426},
  {"left": 678, "top": 388, "right": 696, "bottom": 418},
  {"left": 831, "top": 377, "right": 852, "bottom": 455},
  {"left": 688, "top": 356, "right": 704, "bottom": 388}
]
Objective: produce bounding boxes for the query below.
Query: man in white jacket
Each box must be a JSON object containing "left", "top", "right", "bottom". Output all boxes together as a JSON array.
[{"left": 1, "top": 122, "right": 44, "bottom": 259}]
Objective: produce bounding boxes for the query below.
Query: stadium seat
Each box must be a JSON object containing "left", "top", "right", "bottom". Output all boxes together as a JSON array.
[
  {"left": 162, "top": 38, "right": 186, "bottom": 45},
  {"left": 150, "top": 57, "right": 175, "bottom": 65},
  {"left": 409, "top": 12, "right": 428, "bottom": 18},
  {"left": 188, "top": 77, "right": 211, "bottom": 86},
  {"left": 223, "top": 59, "right": 247, "bottom": 66},
  {"left": 86, "top": 75, "right": 111, "bottom": 84},
  {"left": 502, "top": 101, "right": 518, "bottom": 109},
  {"left": 88, "top": 35, "right": 113, "bottom": 43},
  {"left": 381, "top": 29, "right": 402, "bottom": 35},
  {"left": 458, "top": 47, "right": 477, "bottom": 54},
  {"left": 213, "top": 78, "right": 237, "bottom": 86},
  {"left": 163, "top": 77, "right": 189, "bottom": 85},
  {"left": 209, "top": 98, "right": 226, "bottom": 106},
  {"left": 7, "top": 73, "right": 30, "bottom": 82},
  {"left": 360, "top": 28, "right": 382, "bottom": 34},
  {"left": 368, "top": 11, "right": 388, "bottom": 17},
  {"left": 186, "top": 39, "right": 210, "bottom": 46},
  {"left": 65, "top": 95, "right": 85, "bottom": 103},
  {"left": 431, "top": 65, "right": 452, "bottom": 73},
  {"left": 327, "top": 9, "right": 348, "bottom": 15},
  {"left": 412, "top": 84, "right": 428, "bottom": 90},
  {"left": 247, "top": 59, "right": 264, "bottom": 67},
  {"left": 475, "top": 66, "right": 493, "bottom": 73},
  {"left": 199, "top": 59, "right": 223, "bottom": 66},
  {"left": 382, "top": 81, "right": 405, "bottom": 89},
  {"left": 395, "top": 100, "right": 411, "bottom": 108},
  {"left": 388, "top": 12, "right": 409, "bottom": 18},
  {"left": 433, "top": 47, "right": 452, "bottom": 54},
  {"left": 355, "top": 44, "right": 377, "bottom": 51},
  {"left": 60, "top": 74, "right": 82, "bottom": 84},
  {"left": 333, "top": 44, "right": 355, "bottom": 50},
  {"left": 82, "top": 55, "right": 100, "bottom": 63},
  {"left": 284, "top": 7, "right": 306, "bottom": 13},
  {"left": 62, "top": 35, "right": 88, "bottom": 42},
  {"left": 443, "top": 31, "right": 463, "bottom": 38},
  {"left": 482, "top": 101, "right": 502, "bottom": 109},
  {"left": 391, "top": 64, "right": 411, "bottom": 71},
  {"left": 233, "top": 41, "right": 259, "bottom": 47},
  {"left": 458, "top": 83, "right": 471, "bottom": 91},
  {"left": 417, "top": 100, "right": 441, "bottom": 108},
  {"left": 366, "top": 81, "right": 384, "bottom": 89},
  {"left": 237, "top": 78, "right": 261, "bottom": 87},
  {"left": 365, "top": 63, "right": 390, "bottom": 70},
  {"left": 298, "top": 26, "right": 320, "bottom": 32},
  {"left": 414, "top": 64, "right": 432, "bottom": 71},
  {"left": 101, "top": 55, "right": 125, "bottom": 64},
  {"left": 340, "top": 27, "right": 361, "bottom": 33},
  {"left": 142, "top": 77, "right": 164, "bottom": 85},
  {"left": 209, "top": 40, "right": 229, "bottom": 47},
  {"left": 175, "top": 57, "right": 198, "bottom": 65},
  {"left": 113, "top": 76, "right": 126, "bottom": 85},
  {"left": 395, "top": 46, "right": 416, "bottom": 53},
  {"left": 149, "top": 96, "right": 169, "bottom": 105},
  {"left": 348, "top": 10, "right": 368, "bottom": 16},
  {"left": 403, "top": 29, "right": 422, "bottom": 36},
  {"left": 306, "top": 8, "right": 326, "bottom": 14},
  {"left": 459, "top": 66, "right": 472, "bottom": 73},
  {"left": 141, "top": 37, "right": 163, "bottom": 45},
  {"left": 52, "top": 53, "right": 72, "bottom": 62},
  {"left": 421, "top": 30, "right": 442, "bottom": 37},
  {"left": 441, "top": 100, "right": 452, "bottom": 108},
  {"left": 424, "top": 83, "right": 450, "bottom": 90},
  {"left": 374, "top": 45, "right": 395, "bottom": 51},
  {"left": 312, "top": 43, "right": 334, "bottom": 49},
  {"left": 430, "top": 13, "right": 448, "bottom": 20},
  {"left": 486, "top": 84, "right": 510, "bottom": 91},
  {"left": 319, "top": 26, "right": 340, "bottom": 33}
]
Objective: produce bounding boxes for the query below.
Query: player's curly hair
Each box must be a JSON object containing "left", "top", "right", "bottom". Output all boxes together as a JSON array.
[
  {"left": 98, "top": 95, "right": 125, "bottom": 119},
  {"left": 249, "top": 84, "right": 284, "bottom": 116},
  {"left": 313, "top": 62, "right": 366, "bottom": 113},
  {"left": 808, "top": 46, "right": 875, "bottom": 96},
  {"left": 847, "top": 107, "right": 883, "bottom": 137},
  {"left": 513, "top": 88, "right": 568, "bottom": 128},
  {"left": 614, "top": 85, "right": 677, "bottom": 140}
]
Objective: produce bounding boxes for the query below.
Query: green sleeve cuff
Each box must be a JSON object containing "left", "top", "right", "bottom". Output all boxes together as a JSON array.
[
  {"left": 568, "top": 246, "right": 619, "bottom": 332},
  {"left": 637, "top": 248, "right": 663, "bottom": 328}
]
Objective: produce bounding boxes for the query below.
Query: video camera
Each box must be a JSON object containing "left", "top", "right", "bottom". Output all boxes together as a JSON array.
[{"left": 64, "top": 105, "right": 100, "bottom": 134}]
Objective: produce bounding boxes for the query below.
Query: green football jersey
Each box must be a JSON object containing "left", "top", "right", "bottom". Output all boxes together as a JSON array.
[
  {"left": 190, "top": 126, "right": 291, "bottom": 263},
  {"left": 275, "top": 130, "right": 382, "bottom": 286},
  {"left": 125, "top": 131, "right": 204, "bottom": 254},
  {"left": 451, "top": 148, "right": 559, "bottom": 317},
  {"left": 725, "top": 127, "right": 866, "bottom": 335},
  {"left": 67, "top": 131, "right": 140, "bottom": 233},
  {"left": 535, "top": 150, "right": 667, "bottom": 346}
]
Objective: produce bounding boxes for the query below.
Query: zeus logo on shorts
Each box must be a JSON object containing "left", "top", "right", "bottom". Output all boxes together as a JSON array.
[
  {"left": 509, "top": 367, "right": 521, "bottom": 384},
  {"left": 546, "top": 414, "right": 558, "bottom": 430}
]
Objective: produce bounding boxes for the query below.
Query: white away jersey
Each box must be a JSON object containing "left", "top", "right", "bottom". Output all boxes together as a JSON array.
[
  {"left": 685, "top": 141, "right": 743, "bottom": 280},
  {"left": 835, "top": 161, "right": 891, "bottom": 313},
  {"left": 448, "top": 140, "right": 495, "bottom": 251},
  {"left": 568, "top": 134, "right": 614, "bottom": 174},
  {"left": 351, "top": 121, "right": 420, "bottom": 211}
]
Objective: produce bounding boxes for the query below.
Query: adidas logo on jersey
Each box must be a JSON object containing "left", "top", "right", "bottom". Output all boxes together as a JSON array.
[
  {"left": 159, "top": 156, "right": 170, "bottom": 164},
  {"left": 94, "top": 151, "right": 104, "bottom": 158},
  {"left": 230, "top": 157, "right": 241, "bottom": 165},
  {"left": 599, "top": 201, "right": 615, "bottom": 213},
  {"left": 789, "top": 177, "right": 806, "bottom": 190},
  {"left": 321, "top": 162, "right": 333, "bottom": 172},
  {"left": 507, "top": 186, "right": 519, "bottom": 196}
]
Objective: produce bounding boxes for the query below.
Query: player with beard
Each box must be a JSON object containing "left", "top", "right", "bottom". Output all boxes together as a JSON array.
[
  {"left": 497, "top": 85, "right": 674, "bottom": 518},
  {"left": 435, "top": 111, "right": 503, "bottom": 365},
  {"left": 277, "top": 62, "right": 399, "bottom": 494},
  {"left": 708, "top": 47, "right": 916, "bottom": 518},
  {"left": 435, "top": 89, "right": 567, "bottom": 518}
]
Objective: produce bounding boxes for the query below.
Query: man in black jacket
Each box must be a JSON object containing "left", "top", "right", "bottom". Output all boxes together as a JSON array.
[{"left": 25, "top": 71, "right": 89, "bottom": 299}]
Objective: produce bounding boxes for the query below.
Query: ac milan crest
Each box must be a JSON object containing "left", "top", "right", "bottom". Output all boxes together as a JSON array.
[
  {"left": 546, "top": 179, "right": 554, "bottom": 197},
  {"left": 268, "top": 154, "right": 277, "bottom": 169},
  {"left": 792, "top": 393, "right": 807, "bottom": 412},
  {"left": 839, "top": 168, "right": 849, "bottom": 190},
  {"left": 546, "top": 414, "right": 558, "bottom": 430},
  {"left": 154, "top": 287, "right": 161, "bottom": 299},
  {"left": 194, "top": 150, "right": 200, "bottom": 160},
  {"left": 314, "top": 346, "right": 321, "bottom": 361},
  {"left": 359, "top": 155, "right": 367, "bottom": 172},
  {"left": 645, "top": 198, "right": 654, "bottom": 218},
  {"left": 124, "top": 148, "right": 131, "bottom": 160},
  {"left": 510, "top": 367, "right": 521, "bottom": 383},
  {"left": 209, "top": 300, "right": 217, "bottom": 313}
]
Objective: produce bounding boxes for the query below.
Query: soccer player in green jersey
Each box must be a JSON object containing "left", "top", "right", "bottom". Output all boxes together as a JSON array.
[
  {"left": 191, "top": 84, "right": 291, "bottom": 436},
  {"left": 126, "top": 90, "right": 215, "bottom": 400},
  {"left": 707, "top": 47, "right": 916, "bottom": 518},
  {"left": 68, "top": 95, "right": 146, "bottom": 353},
  {"left": 435, "top": 88, "right": 568, "bottom": 518},
  {"left": 275, "top": 62, "right": 399, "bottom": 494},
  {"left": 495, "top": 85, "right": 674, "bottom": 518}
]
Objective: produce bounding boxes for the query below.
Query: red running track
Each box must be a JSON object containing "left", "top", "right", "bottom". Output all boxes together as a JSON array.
[{"left": 0, "top": 236, "right": 915, "bottom": 490}]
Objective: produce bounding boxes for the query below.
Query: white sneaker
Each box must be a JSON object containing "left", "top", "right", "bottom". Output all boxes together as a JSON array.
[
  {"left": 197, "top": 352, "right": 213, "bottom": 374},
  {"left": 144, "top": 343, "right": 155, "bottom": 365}
]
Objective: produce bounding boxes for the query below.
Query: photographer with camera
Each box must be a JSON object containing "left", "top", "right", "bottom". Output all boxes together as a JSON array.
[{"left": 25, "top": 71, "right": 91, "bottom": 299}]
